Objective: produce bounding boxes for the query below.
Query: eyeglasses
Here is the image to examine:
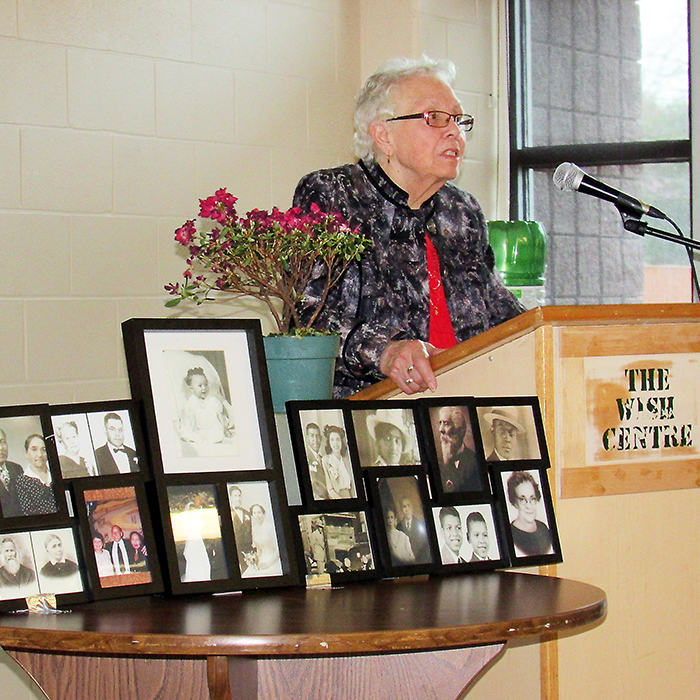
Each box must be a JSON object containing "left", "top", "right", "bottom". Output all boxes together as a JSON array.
[
  {"left": 386, "top": 110, "right": 474, "bottom": 132},
  {"left": 516, "top": 496, "right": 539, "bottom": 506}
]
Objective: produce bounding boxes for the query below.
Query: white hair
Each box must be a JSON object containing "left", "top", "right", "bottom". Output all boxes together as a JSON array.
[{"left": 353, "top": 56, "right": 458, "bottom": 162}]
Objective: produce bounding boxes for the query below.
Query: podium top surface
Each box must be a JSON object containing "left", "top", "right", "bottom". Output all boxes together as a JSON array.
[
  {"left": 354, "top": 303, "right": 700, "bottom": 400},
  {"left": 0, "top": 572, "right": 606, "bottom": 657}
]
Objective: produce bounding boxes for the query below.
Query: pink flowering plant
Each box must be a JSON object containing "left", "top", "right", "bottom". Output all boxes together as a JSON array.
[{"left": 165, "top": 188, "right": 369, "bottom": 335}]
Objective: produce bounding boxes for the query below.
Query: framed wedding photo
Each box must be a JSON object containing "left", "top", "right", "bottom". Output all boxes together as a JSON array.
[
  {"left": 495, "top": 468, "right": 562, "bottom": 567},
  {"left": 430, "top": 502, "right": 510, "bottom": 572},
  {"left": 73, "top": 479, "right": 163, "bottom": 599},
  {"left": 414, "top": 397, "right": 489, "bottom": 501},
  {"left": 472, "top": 397, "right": 549, "bottom": 467},
  {"left": 286, "top": 402, "right": 363, "bottom": 506},
  {"left": 122, "top": 318, "right": 279, "bottom": 476},
  {"left": 225, "top": 480, "right": 294, "bottom": 583},
  {"left": 293, "top": 508, "right": 379, "bottom": 583},
  {"left": 0, "top": 404, "right": 68, "bottom": 525},
  {"left": 49, "top": 400, "right": 145, "bottom": 480}
]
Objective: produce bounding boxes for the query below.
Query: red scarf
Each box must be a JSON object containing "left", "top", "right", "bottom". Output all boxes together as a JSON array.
[{"left": 425, "top": 233, "right": 457, "bottom": 348}]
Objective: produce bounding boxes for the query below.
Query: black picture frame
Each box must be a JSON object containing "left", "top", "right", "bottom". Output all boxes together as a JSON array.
[
  {"left": 291, "top": 506, "right": 380, "bottom": 584},
  {"left": 493, "top": 467, "right": 563, "bottom": 567},
  {"left": 430, "top": 501, "right": 510, "bottom": 572},
  {"left": 0, "top": 525, "right": 88, "bottom": 611},
  {"left": 414, "top": 397, "right": 490, "bottom": 501},
  {"left": 156, "top": 475, "right": 298, "bottom": 595},
  {"left": 368, "top": 473, "right": 438, "bottom": 576},
  {"left": 122, "top": 318, "right": 279, "bottom": 476},
  {"left": 286, "top": 401, "right": 364, "bottom": 506},
  {"left": 73, "top": 477, "right": 164, "bottom": 599},
  {"left": 48, "top": 400, "right": 146, "bottom": 481},
  {"left": 0, "top": 404, "right": 69, "bottom": 525},
  {"left": 472, "top": 397, "right": 550, "bottom": 467}
]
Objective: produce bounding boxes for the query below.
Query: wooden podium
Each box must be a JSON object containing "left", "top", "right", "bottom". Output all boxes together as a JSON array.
[{"left": 353, "top": 304, "right": 700, "bottom": 700}]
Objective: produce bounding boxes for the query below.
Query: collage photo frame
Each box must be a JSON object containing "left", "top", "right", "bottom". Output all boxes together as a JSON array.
[{"left": 286, "top": 395, "right": 562, "bottom": 581}]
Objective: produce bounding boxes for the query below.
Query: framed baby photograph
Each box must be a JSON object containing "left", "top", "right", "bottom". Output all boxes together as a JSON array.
[
  {"left": 414, "top": 397, "right": 490, "bottom": 501},
  {"left": 349, "top": 401, "right": 422, "bottom": 468},
  {"left": 472, "top": 397, "right": 549, "bottom": 467},
  {"left": 494, "top": 468, "right": 562, "bottom": 567},
  {"left": 430, "top": 502, "right": 510, "bottom": 573},
  {"left": 368, "top": 473, "right": 438, "bottom": 576},
  {"left": 48, "top": 400, "right": 145, "bottom": 480},
  {"left": 292, "top": 508, "right": 379, "bottom": 584},
  {"left": 286, "top": 401, "right": 364, "bottom": 506},
  {"left": 73, "top": 478, "right": 163, "bottom": 599},
  {"left": 122, "top": 318, "right": 279, "bottom": 476},
  {"left": 0, "top": 404, "right": 68, "bottom": 525}
]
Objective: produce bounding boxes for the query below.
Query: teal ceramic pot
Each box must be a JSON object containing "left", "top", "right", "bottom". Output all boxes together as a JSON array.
[
  {"left": 487, "top": 220, "right": 547, "bottom": 287},
  {"left": 263, "top": 334, "right": 340, "bottom": 413}
]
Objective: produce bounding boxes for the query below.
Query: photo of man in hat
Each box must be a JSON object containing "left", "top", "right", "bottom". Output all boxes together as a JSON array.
[{"left": 482, "top": 407, "right": 526, "bottom": 461}]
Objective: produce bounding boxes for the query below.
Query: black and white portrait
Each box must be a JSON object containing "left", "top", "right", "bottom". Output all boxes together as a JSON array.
[
  {"left": 503, "top": 470, "right": 554, "bottom": 558},
  {"left": 31, "top": 528, "right": 82, "bottom": 596},
  {"left": 88, "top": 410, "right": 140, "bottom": 475},
  {"left": 477, "top": 405, "right": 541, "bottom": 462},
  {"left": 428, "top": 404, "right": 483, "bottom": 492},
  {"left": 51, "top": 413, "right": 97, "bottom": 479},
  {"left": 0, "top": 415, "right": 58, "bottom": 518},
  {"left": 228, "top": 482, "right": 283, "bottom": 578},
  {"left": 377, "top": 476, "right": 432, "bottom": 566},
  {"left": 163, "top": 350, "right": 238, "bottom": 458},
  {"left": 0, "top": 532, "right": 39, "bottom": 600},
  {"left": 297, "top": 408, "right": 356, "bottom": 501},
  {"left": 431, "top": 504, "right": 501, "bottom": 565}
]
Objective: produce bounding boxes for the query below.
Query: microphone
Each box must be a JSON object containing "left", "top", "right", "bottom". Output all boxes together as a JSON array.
[{"left": 553, "top": 162, "right": 666, "bottom": 220}]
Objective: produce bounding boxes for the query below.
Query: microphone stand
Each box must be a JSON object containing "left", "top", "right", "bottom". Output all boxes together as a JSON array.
[{"left": 620, "top": 211, "right": 700, "bottom": 300}]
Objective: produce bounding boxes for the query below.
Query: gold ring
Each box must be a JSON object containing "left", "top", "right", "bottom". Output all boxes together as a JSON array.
[
  {"left": 407, "top": 365, "right": 415, "bottom": 372},
  {"left": 405, "top": 378, "right": 414, "bottom": 385}
]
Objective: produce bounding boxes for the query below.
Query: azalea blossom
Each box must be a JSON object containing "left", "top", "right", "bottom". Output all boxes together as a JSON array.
[{"left": 166, "top": 188, "right": 369, "bottom": 334}]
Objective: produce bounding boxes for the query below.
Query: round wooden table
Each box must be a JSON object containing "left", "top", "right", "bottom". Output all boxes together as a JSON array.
[{"left": 0, "top": 571, "right": 606, "bottom": 700}]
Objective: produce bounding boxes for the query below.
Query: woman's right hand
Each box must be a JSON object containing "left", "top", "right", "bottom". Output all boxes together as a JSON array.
[{"left": 379, "top": 340, "right": 441, "bottom": 395}]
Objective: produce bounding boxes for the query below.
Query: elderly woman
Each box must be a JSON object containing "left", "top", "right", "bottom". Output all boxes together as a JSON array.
[{"left": 294, "top": 56, "right": 523, "bottom": 398}]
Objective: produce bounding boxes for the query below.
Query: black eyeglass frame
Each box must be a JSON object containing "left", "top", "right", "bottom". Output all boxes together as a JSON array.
[{"left": 386, "top": 110, "right": 474, "bottom": 131}]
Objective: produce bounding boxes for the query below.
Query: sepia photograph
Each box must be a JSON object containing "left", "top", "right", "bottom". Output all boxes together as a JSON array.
[
  {"left": 426, "top": 402, "right": 485, "bottom": 494},
  {"left": 352, "top": 406, "right": 421, "bottom": 467},
  {"left": 375, "top": 475, "right": 434, "bottom": 568},
  {"left": 476, "top": 403, "right": 542, "bottom": 462},
  {"left": 227, "top": 481, "right": 283, "bottom": 578},
  {"left": 297, "top": 511, "right": 375, "bottom": 578}
]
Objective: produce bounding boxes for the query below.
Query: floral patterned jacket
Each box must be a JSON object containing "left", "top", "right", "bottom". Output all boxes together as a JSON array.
[{"left": 293, "top": 160, "right": 524, "bottom": 398}]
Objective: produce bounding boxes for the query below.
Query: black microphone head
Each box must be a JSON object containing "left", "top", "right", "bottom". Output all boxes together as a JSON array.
[{"left": 553, "top": 162, "right": 584, "bottom": 192}]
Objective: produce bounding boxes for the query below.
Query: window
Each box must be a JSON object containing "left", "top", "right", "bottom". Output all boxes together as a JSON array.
[{"left": 509, "top": 0, "right": 691, "bottom": 305}]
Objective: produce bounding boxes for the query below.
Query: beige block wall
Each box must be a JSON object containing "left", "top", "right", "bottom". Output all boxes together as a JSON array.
[{"left": 0, "top": 1, "right": 512, "bottom": 698}]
